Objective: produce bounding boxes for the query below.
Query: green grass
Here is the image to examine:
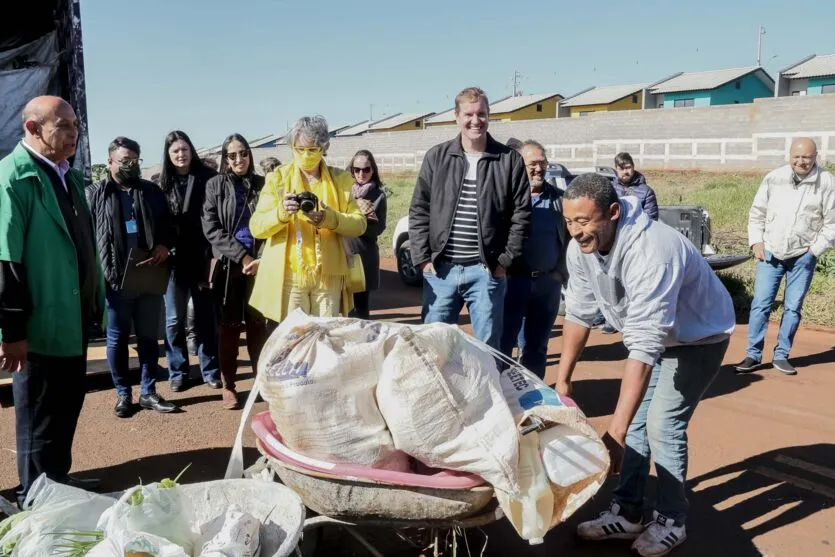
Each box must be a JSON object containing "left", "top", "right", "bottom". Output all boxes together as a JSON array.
[{"left": 378, "top": 168, "right": 835, "bottom": 327}]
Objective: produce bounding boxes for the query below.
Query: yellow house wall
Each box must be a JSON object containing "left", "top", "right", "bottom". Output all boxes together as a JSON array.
[
  {"left": 569, "top": 92, "right": 643, "bottom": 117},
  {"left": 491, "top": 97, "right": 559, "bottom": 122}
]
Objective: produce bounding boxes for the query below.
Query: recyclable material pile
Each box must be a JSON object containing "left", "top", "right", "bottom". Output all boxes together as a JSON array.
[
  {"left": 0, "top": 470, "right": 304, "bottom": 557},
  {"left": 254, "top": 310, "right": 610, "bottom": 544}
]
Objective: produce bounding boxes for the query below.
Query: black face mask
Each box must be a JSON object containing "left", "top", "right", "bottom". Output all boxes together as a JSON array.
[{"left": 114, "top": 162, "right": 141, "bottom": 183}]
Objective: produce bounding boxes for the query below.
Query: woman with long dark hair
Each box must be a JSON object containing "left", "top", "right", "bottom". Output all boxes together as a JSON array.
[
  {"left": 158, "top": 130, "right": 221, "bottom": 391},
  {"left": 202, "top": 134, "right": 268, "bottom": 409},
  {"left": 345, "top": 150, "right": 387, "bottom": 318}
]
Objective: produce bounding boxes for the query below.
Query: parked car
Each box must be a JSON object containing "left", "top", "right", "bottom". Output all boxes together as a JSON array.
[{"left": 392, "top": 166, "right": 748, "bottom": 287}]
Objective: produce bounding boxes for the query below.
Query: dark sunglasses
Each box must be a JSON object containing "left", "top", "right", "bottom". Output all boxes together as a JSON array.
[
  {"left": 227, "top": 151, "right": 249, "bottom": 161},
  {"left": 352, "top": 166, "right": 372, "bottom": 174}
]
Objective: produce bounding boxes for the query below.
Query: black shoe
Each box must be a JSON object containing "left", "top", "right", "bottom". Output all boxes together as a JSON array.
[
  {"left": 61, "top": 475, "right": 101, "bottom": 491},
  {"left": 735, "top": 357, "right": 761, "bottom": 373},
  {"left": 772, "top": 359, "right": 797, "bottom": 376},
  {"left": 169, "top": 377, "right": 187, "bottom": 392},
  {"left": 601, "top": 324, "right": 618, "bottom": 335},
  {"left": 114, "top": 395, "right": 133, "bottom": 418},
  {"left": 206, "top": 379, "right": 223, "bottom": 389},
  {"left": 139, "top": 393, "right": 178, "bottom": 413}
]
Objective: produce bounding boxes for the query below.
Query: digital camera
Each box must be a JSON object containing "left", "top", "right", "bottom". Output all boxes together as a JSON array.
[{"left": 292, "top": 191, "right": 319, "bottom": 213}]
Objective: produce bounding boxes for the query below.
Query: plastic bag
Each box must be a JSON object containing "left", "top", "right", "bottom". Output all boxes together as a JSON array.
[
  {"left": 85, "top": 530, "right": 189, "bottom": 557},
  {"left": 96, "top": 483, "right": 196, "bottom": 554},
  {"left": 0, "top": 474, "right": 115, "bottom": 556},
  {"left": 378, "top": 324, "right": 521, "bottom": 494},
  {"left": 258, "top": 310, "right": 409, "bottom": 470},
  {"left": 198, "top": 504, "right": 261, "bottom": 557}
]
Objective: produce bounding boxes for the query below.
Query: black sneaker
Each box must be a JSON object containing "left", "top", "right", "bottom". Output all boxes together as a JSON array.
[
  {"left": 601, "top": 323, "right": 618, "bottom": 335},
  {"left": 114, "top": 395, "right": 132, "bottom": 418},
  {"left": 734, "top": 357, "right": 761, "bottom": 373},
  {"left": 772, "top": 359, "right": 797, "bottom": 376},
  {"left": 139, "top": 393, "right": 178, "bottom": 413}
]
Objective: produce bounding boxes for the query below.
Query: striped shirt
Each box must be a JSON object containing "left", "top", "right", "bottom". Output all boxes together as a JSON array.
[{"left": 444, "top": 153, "right": 482, "bottom": 262}]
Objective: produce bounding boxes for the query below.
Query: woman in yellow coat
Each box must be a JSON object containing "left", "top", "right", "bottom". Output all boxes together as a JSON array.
[{"left": 249, "top": 116, "right": 367, "bottom": 323}]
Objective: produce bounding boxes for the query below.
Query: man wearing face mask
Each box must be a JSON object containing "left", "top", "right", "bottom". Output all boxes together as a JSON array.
[
  {"left": 500, "top": 140, "right": 569, "bottom": 379},
  {"left": 87, "top": 137, "right": 177, "bottom": 417}
]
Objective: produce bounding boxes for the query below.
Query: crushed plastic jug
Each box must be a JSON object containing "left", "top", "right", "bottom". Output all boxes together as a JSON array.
[{"left": 502, "top": 431, "right": 554, "bottom": 544}]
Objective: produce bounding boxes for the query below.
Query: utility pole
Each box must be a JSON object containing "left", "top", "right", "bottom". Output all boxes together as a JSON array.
[
  {"left": 512, "top": 70, "right": 522, "bottom": 97},
  {"left": 757, "top": 25, "right": 766, "bottom": 67},
  {"left": 369, "top": 104, "right": 373, "bottom": 122}
]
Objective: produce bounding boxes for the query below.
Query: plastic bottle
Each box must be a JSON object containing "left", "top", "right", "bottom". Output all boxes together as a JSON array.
[
  {"left": 504, "top": 431, "right": 554, "bottom": 544},
  {"left": 539, "top": 425, "right": 609, "bottom": 487}
]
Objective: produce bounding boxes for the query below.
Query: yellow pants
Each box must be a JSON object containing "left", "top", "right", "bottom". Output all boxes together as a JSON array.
[{"left": 282, "top": 274, "right": 343, "bottom": 318}]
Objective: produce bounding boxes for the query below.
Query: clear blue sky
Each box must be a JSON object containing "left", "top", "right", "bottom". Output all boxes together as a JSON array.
[{"left": 81, "top": 0, "right": 835, "bottom": 163}]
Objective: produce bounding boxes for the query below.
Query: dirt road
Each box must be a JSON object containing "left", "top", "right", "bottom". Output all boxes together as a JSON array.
[{"left": 0, "top": 259, "right": 832, "bottom": 556}]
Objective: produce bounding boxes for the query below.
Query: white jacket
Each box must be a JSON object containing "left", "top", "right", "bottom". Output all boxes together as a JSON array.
[
  {"left": 748, "top": 164, "right": 835, "bottom": 259},
  {"left": 564, "top": 197, "right": 735, "bottom": 366}
]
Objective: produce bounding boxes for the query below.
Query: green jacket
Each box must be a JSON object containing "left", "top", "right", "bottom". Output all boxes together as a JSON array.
[{"left": 0, "top": 143, "right": 104, "bottom": 357}]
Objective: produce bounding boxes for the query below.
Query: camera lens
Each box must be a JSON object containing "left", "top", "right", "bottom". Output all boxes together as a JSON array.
[{"left": 300, "top": 199, "right": 315, "bottom": 212}]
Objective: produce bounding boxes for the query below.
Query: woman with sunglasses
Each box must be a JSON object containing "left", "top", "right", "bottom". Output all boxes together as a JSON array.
[
  {"left": 345, "top": 150, "right": 387, "bottom": 319},
  {"left": 249, "top": 116, "right": 366, "bottom": 323},
  {"left": 202, "top": 134, "right": 267, "bottom": 409},
  {"left": 158, "top": 130, "right": 221, "bottom": 392}
]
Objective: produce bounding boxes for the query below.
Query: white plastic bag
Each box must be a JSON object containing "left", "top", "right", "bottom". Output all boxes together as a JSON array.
[
  {"left": 0, "top": 474, "right": 115, "bottom": 556},
  {"left": 85, "top": 530, "right": 189, "bottom": 557},
  {"left": 258, "top": 310, "right": 409, "bottom": 471},
  {"left": 378, "top": 324, "right": 521, "bottom": 494},
  {"left": 198, "top": 504, "right": 261, "bottom": 557},
  {"left": 96, "top": 483, "right": 196, "bottom": 554}
]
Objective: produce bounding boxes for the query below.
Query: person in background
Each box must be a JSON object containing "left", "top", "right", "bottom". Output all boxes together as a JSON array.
[
  {"left": 346, "top": 150, "right": 387, "bottom": 319},
  {"left": 201, "top": 156, "right": 219, "bottom": 172},
  {"left": 612, "top": 152, "right": 658, "bottom": 221},
  {"left": 150, "top": 172, "right": 161, "bottom": 184},
  {"left": 409, "top": 87, "right": 530, "bottom": 349},
  {"left": 157, "top": 131, "right": 221, "bottom": 391},
  {"left": 249, "top": 116, "right": 366, "bottom": 322},
  {"left": 501, "top": 140, "right": 568, "bottom": 379},
  {"left": 736, "top": 137, "right": 835, "bottom": 376},
  {"left": 557, "top": 174, "right": 734, "bottom": 557},
  {"left": 0, "top": 96, "right": 104, "bottom": 504},
  {"left": 203, "top": 134, "right": 268, "bottom": 409},
  {"left": 259, "top": 156, "right": 281, "bottom": 176},
  {"left": 87, "top": 137, "right": 176, "bottom": 417}
]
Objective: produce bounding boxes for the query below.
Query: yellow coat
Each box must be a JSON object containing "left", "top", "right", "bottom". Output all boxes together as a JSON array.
[{"left": 248, "top": 163, "right": 367, "bottom": 322}]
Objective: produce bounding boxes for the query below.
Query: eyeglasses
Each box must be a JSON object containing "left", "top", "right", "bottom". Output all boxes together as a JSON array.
[
  {"left": 227, "top": 151, "right": 249, "bottom": 161},
  {"left": 115, "top": 158, "right": 142, "bottom": 166},
  {"left": 525, "top": 161, "right": 547, "bottom": 170},
  {"left": 352, "top": 166, "right": 372, "bottom": 175}
]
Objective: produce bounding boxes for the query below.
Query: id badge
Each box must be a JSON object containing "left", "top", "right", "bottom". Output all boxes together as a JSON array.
[{"left": 126, "top": 218, "right": 138, "bottom": 234}]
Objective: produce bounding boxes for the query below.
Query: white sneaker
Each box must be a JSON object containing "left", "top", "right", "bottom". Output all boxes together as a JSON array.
[
  {"left": 631, "top": 511, "right": 687, "bottom": 557},
  {"left": 576, "top": 502, "right": 645, "bottom": 541}
]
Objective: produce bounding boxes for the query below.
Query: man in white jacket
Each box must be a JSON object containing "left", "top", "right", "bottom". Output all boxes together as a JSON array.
[
  {"left": 555, "top": 173, "right": 735, "bottom": 557},
  {"left": 736, "top": 137, "right": 835, "bottom": 376}
]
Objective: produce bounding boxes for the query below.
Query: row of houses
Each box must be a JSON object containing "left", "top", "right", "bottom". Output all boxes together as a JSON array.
[{"left": 198, "top": 54, "right": 835, "bottom": 153}]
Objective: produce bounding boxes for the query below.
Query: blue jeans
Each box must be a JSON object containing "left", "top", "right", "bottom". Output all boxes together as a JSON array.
[
  {"left": 613, "top": 339, "right": 729, "bottom": 524},
  {"left": 105, "top": 288, "right": 162, "bottom": 397},
  {"left": 163, "top": 275, "right": 219, "bottom": 382},
  {"left": 500, "top": 274, "right": 562, "bottom": 379},
  {"left": 422, "top": 260, "right": 506, "bottom": 349},
  {"left": 747, "top": 250, "right": 817, "bottom": 362}
]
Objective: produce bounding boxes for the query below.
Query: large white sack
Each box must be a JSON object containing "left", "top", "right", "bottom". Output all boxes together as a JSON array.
[
  {"left": 258, "top": 310, "right": 410, "bottom": 471},
  {"left": 378, "top": 324, "right": 521, "bottom": 494}
]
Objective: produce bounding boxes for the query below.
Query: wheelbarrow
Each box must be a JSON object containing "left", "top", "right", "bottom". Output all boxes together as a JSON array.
[{"left": 248, "top": 411, "right": 503, "bottom": 556}]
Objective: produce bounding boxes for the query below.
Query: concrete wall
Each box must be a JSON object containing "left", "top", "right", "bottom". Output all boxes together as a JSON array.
[{"left": 222, "top": 94, "right": 835, "bottom": 175}]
